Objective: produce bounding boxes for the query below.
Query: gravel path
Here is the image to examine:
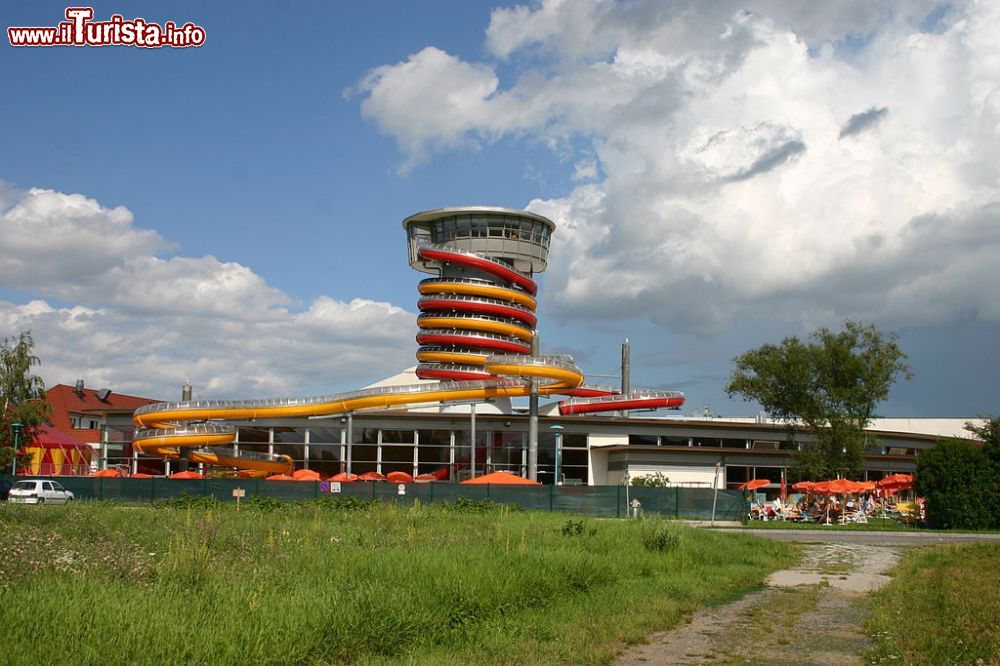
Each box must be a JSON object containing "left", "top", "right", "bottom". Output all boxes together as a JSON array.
[{"left": 615, "top": 542, "right": 902, "bottom": 665}]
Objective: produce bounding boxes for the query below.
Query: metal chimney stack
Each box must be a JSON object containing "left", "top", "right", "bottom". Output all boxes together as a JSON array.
[
  {"left": 621, "top": 338, "right": 631, "bottom": 395},
  {"left": 182, "top": 383, "right": 192, "bottom": 401}
]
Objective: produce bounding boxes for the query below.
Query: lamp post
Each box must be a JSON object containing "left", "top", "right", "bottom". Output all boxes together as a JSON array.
[
  {"left": 11, "top": 422, "right": 23, "bottom": 477},
  {"left": 549, "top": 424, "right": 564, "bottom": 486}
]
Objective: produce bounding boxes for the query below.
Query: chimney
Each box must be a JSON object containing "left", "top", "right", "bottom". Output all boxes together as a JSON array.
[
  {"left": 182, "top": 383, "right": 193, "bottom": 401},
  {"left": 75, "top": 379, "right": 85, "bottom": 398}
]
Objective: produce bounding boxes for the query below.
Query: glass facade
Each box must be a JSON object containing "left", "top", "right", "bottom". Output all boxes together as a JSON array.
[{"left": 427, "top": 214, "right": 552, "bottom": 250}]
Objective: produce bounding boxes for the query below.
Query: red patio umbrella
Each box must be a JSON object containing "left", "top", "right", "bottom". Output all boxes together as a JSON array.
[
  {"left": 91, "top": 468, "right": 122, "bottom": 478},
  {"left": 169, "top": 471, "right": 204, "bottom": 479},
  {"left": 358, "top": 471, "right": 386, "bottom": 482},
  {"left": 877, "top": 474, "right": 914, "bottom": 491},
  {"left": 291, "top": 469, "right": 321, "bottom": 482},
  {"left": 265, "top": 474, "right": 295, "bottom": 481},
  {"left": 811, "top": 479, "right": 865, "bottom": 495},
  {"left": 385, "top": 471, "right": 413, "bottom": 483},
  {"left": 130, "top": 473, "right": 154, "bottom": 479},
  {"left": 329, "top": 472, "right": 358, "bottom": 482},
  {"left": 460, "top": 471, "right": 540, "bottom": 485},
  {"left": 738, "top": 478, "right": 770, "bottom": 491}
]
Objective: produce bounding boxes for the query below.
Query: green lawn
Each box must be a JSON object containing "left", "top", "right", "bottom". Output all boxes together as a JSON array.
[
  {"left": 866, "top": 542, "right": 1000, "bottom": 664},
  {"left": 0, "top": 498, "right": 794, "bottom": 665}
]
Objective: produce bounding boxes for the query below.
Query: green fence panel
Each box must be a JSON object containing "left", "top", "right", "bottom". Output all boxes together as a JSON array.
[
  {"left": 552, "top": 486, "right": 620, "bottom": 517},
  {"left": 1, "top": 475, "right": 745, "bottom": 519}
]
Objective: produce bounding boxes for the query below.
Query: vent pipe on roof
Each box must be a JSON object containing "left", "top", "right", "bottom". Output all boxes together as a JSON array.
[
  {"left": 182, "top": 383, "right": 192, "bottom": 401},
  {"left": 75, "top": 379, "right": 85, "bottom": 397},
  {"left": 621, "top": 338, "right": 630, "bottom": 396},
  {"left": 97, "top": 388, "right": 111, "bottom": 402}
]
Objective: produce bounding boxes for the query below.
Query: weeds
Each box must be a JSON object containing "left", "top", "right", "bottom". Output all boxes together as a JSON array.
[
  {"left": 0, "top": 503, "right": 792, "bottom": 665},
  {"left": 641, "top": 519, "right": 682, "bottom": 552}
]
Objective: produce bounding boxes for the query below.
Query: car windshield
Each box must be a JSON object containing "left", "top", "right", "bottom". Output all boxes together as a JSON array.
[{"left": 12, "top": 481, "right": 37, "bottom": 490}]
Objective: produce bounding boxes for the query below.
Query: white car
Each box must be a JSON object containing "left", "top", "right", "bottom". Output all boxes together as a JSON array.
[{"left": 7, "top": 479, "right": 75, "bottom": 504}]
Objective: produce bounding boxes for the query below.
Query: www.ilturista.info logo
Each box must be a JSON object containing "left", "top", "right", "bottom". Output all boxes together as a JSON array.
[{"left": 8, "top": 7, "right": 206, "bottom": 48}]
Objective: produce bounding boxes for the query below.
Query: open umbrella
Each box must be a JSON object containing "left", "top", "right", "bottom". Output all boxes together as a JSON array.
[
  {"left": 738, "top": 478, "right": 770, "bottom": 491},
  {"left": 265, "top": 474, "right": 295, "bottom": 481},
  {"left": 91, "top": 468, "right": 122, "bottom": 478},
  {"left": 385, "top": 471, "right": 413, "bottom": 484},
  {"left": 792, "top": 481, "right": 816, "bottom": 493},
  {"left": 329, "top": 472, "right": 358, "bottom": 482},
  {"left": 358, "top": 471, "right": 386, "bottom": 482},
  {"left": 130, "top": 473, "right": 154, "bottom": 479},
  {"left": 414, "top": 473, "right": 437, "bottom": 483},
  {"left": 169, "top": 470, "right": 204, "bottom": 479},
  {"left": 877, "top": 474, "right": 914, "bottom": 491},
  {"left": 291, "top": 469, "right": 321, "bottom": 482},
  {"left": 460, "top": 471, "right": 541, "bottom": 485},
  {"left": 811, "top": 479, "right": 865, "bottom": 495}
]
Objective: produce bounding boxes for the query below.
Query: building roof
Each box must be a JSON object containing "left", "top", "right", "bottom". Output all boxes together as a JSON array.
[{"left": 45, "top": 384, "right": 161, "bottom": 444}]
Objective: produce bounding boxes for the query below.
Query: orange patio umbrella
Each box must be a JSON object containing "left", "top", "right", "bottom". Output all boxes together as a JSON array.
[
  {"left": 791, "top": 481, "right": 816, "bottom": 493},
  {"left": 877, "top": 474, "right": 914, "bottom": 491},
  {"left": 358, "top": 471, "right": 386, "bottom": 482},
  {"left": 811, "top": 479, "right": 865, "bottom": 495},
  {"left": 265, "top": 474, "right": 295, "bottom": 481},
  {"left": 461, "top": 471, "right": 541, "bottom": 485},
  {"left": 739, "top": 478, "right": 770, "bottom": 491},
  {"left": 385, "top": 471, "right": 413, "bottom": 484},
  {"left": 90, "top": 468, "right": 122, "bottom": 478},
  {"left": 130, "top": 473, "right": 154, "bottom": 479},
  {"left": 329, "top": 472, "right": 358, "bottom": 482},
  {"left": 414, "top": 473, "right": 437, "bottom": 483},
  {"left": 291, "top": 469, "right": 321, "bottom": 482},
  {"left": 169, "top": 470, "right": 204, "bottom": 479}
]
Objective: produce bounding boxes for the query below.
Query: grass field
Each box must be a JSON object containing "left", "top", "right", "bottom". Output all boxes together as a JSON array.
[
  {"left": 866, "top": 542, "right": 1000, "bottom": 664},
  {"left": 0, "top": 497, "right": 794, "bottom": 665}
]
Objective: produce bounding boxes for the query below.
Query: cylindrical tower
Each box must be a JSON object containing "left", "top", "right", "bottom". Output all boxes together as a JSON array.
[{"left": 402, "top": 207, "right": 556, "bottom": 383}]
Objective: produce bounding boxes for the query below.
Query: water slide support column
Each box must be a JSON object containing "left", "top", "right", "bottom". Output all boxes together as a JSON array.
[
  {"left": 528, "top": 334, "right": 540, "bottom": 481},
  {"left": 346, "top": 413, "right": 353, "bottom": 475}
]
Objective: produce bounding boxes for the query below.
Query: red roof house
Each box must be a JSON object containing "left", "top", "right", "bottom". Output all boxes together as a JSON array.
[{"left": 45, "top": 382, "right": 161, "bottom": 445}]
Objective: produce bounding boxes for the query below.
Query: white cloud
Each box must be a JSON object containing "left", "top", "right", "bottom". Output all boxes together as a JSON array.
[
  {"left": 356, "top": 0, "right": 1000, "bottom": 335},
  {"left": 0, "top": 185, "right": 417, "bottom": 399}
]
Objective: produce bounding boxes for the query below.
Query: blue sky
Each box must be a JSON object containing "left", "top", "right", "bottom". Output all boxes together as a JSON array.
[{"left": 2, "top": 1, "right": 998, "bottom": 416}]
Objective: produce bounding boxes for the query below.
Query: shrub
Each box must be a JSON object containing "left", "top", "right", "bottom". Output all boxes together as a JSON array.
[
  {"left": 560, "top": 519, "right": 595, "bottom": 537},
  {"left": 441, "top": 496, "right": 504, "bottom": 514},
  {"left": 916, "top": 439, "right": 997, "bottom": 530},
  {"left": 242, "top": 494, "right": 287, "bottom": 512},
  {"left": 629, "top": 472, "right": 670, "bottom": 487}
]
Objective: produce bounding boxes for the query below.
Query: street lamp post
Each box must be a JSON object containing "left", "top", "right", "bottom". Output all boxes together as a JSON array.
[
  {"left": 11, "top": 422, "right": 23, "bottom": 477},
  {"left": 549, "top": 424, "right": 564, "bottom": 486}
]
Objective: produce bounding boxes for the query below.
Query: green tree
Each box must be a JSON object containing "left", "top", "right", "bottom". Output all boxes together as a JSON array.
[
  {"left": 1, "top": 331, "right": 52, "bottom": 473},
  {"left": 726, "top": 321, "right": 911, "bottom": 480},
  {"left": 916, "top": 437, "right": 997, "bottom": 530},
  {"left": 964, "top": 416, "right": 1000, "bottom": 470}
]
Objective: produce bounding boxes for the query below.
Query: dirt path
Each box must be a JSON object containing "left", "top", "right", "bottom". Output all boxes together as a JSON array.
[{"left": 615, "top": 543, "right": 902, "bottom": 665}]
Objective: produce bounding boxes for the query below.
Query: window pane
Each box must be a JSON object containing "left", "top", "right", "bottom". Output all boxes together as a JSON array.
[{"left": 308, "top": 427, "right": 341, "bottom": 444}]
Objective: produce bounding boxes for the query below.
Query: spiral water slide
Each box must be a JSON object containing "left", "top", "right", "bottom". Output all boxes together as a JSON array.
[{"left": 132, "top": 208, "right": 684, "bottom": 473}]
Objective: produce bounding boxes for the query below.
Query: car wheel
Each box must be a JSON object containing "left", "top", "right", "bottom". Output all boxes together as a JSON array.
[
  {"left": 37, "top": 498, "right": 45, "bottom": 505},
  {"left": 66, "top": 497, "right": 74, "bottom": 503}
]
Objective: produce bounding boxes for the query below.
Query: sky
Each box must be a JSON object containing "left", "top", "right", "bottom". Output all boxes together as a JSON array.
[{"left": 1, "top": 0, "right": 998, "bottom": 416}]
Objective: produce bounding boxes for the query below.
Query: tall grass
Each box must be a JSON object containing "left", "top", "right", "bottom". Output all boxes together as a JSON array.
[
  {"left": 866, "top": 543, "right": 1000, "bottom": 664},
  {"left": 0, "top": 500, "right": 794, "bottom": 665}
]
